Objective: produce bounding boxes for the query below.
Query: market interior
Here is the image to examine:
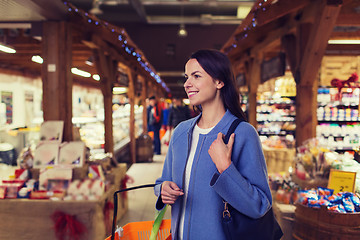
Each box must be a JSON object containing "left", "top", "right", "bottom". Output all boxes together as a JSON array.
[{"left": 0, "top": 0, "right": 360, "bottom": 240}]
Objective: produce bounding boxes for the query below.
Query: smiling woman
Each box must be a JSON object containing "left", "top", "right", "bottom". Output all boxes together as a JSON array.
[
  {"left": 185, "top": 49, "right": 246, "bottom": 122},
  {"left": 184, "top": 58, "right": 224, "bottom": 112},
  {"left": 154, "top": 49, "right": 280, "bottom": 240}
]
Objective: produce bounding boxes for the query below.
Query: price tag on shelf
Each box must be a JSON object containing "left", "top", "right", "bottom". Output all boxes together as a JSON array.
[{"left": 327, "top": 169, "right": 356, "bottom": 194}]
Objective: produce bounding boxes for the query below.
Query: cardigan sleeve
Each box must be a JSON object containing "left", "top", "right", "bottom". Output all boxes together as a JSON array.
[
  {"left": 210, "top": 123, "right": 272, "bottom": 219},
  {"left": 154, "top": 134, "right": 175, "bottom": 210}
]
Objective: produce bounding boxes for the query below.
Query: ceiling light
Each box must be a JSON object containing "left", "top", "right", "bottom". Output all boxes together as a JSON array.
[
  {"left": 32, "top": 55, "right": 43, "bottom": 64},
  {"left": 0, "top": 43, "right": 16, "bottom": 53},
  {"left": 90, "top": 1, "right": 103, "bottom": 15},
  {"left": 71, "top": 68, "right": 91, "bottom": 78},
  {"left": 92, "top": 74, "right": 100, "bottom": 81},
  {"left": 31, "top": 57, "right": 94, "bottom": 79},
  {"left": 113, "top": 87, "right": 127, "bottom": 94},
  {"left": 328, "top": 39, "right": 360, "bottom": 44},
  {"left": 85, "top": 60, "right": 94, "bottom": 66},
  {"left": 178, "top": 24, "right": 187, "bottom": 37},
  {"left": 102, "top": 0, "right": 119, "bottom": 6},
  {"left": 90, "top": 6, "right": 103, "bottom": 15},
  {"left": 85, "top": 59, "right": 93, "bottom": 66},
  {"left": 178, "top": 5, "right": 187, "bottom": 37},
  {"left": 237, "top": 6, "right": 252, "bottom": 19}
]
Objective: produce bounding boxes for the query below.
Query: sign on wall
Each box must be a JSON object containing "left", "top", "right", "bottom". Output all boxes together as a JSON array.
[
  {"left": 1, "top": 91, "right": 13, "bottom": 124},
  {"left": 261, "top": 53, "right": 286, "bottom": 83}
]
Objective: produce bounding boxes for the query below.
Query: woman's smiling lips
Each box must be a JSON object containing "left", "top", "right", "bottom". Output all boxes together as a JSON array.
[{"left": 187, "top": 91, "right": 198, "bottom": 97}]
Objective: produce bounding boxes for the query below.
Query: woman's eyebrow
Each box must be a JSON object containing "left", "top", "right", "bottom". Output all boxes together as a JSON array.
[{"left": 190, "top": 71, "right": 201, "bottom": 75}]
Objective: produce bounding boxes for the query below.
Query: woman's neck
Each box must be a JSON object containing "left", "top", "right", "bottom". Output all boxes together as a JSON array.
[{"left": 197, "top": 103, "right": 226, "bottom": 129}]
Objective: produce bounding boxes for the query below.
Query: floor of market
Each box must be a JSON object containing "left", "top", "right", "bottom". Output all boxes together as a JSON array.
[{"left": 118, "top": 143, "right": 171, "bottom": 226}]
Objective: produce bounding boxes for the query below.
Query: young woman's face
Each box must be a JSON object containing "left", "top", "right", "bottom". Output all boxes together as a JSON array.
[{"left": 184, "top": 58, "right": 223, "bottom": 107}]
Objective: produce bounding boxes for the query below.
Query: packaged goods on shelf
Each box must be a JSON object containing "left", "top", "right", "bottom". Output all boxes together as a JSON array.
[
  {"left": 39, "top": 121, "right": 64, "bottom": 142},
  {"left": 269, "top": 172, "right": 300, "bottom": 205},
  {"left": 257, "top": 93, "right": 296, "bottom": 149},
  {"left": 331, "top": 151, "right": 360, "bottom": 194},
  {"left": 293, "top": 138, "right": 332, "bottom": 187},
  {"left": 33, "top": 142, "right": 60, "bottom": 167},
  {"left": 317, "top": 87, "right": 359, "bottom": 106},
  {"left": 263, "top": 145, "right": 296, "bottom": 174},
  {"left": 293, "top": 138, "right": 360, "bottom": 193},
  {"left": 0, "top": 162, "right": 129, "bottom": 240},
  {"left": 297, "top": 188, "right": 360, "bottom": 213},
  {"left": 293, "top": 187, "right": 360, "bottom": 239},
  {"left": 316, "top": 87, "right": 360, "bottom": 153},
  {"left": 316, "top": 123, "right": 360, "bottom": 150},
  {"left": 77, "top": 104, "right": 143, "bottom": 155}
]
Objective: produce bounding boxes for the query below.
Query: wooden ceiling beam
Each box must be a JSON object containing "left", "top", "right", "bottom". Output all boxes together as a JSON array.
[
  {"left": 250, "top": 13, "right": 298, "bottom": 58},
  {"left": 227, "top": 14, "right": 293, "bottom": 62},
  {"left": 336, "top": 0, "right": 360, "bottom": 26},
  {"left": 330, "top": 31, "right": 360, "bottom": 39},
  {"left": 297, "top": 1, "right": 343, "bottom": 86},
  {"left": 73, "top": 77, "right": 101, "bottom": 89},
  {"left": 256, "top": 0, "right": 311, "bottom": 27},
  {"left": 336, "top": 13, "right": 360, "bottom": 26},
  {"left": 0, "top": 66, "right": 40, "bottom": 78},
  {"left": 326, "top": 44, "right": 360, "bottom": 55}
]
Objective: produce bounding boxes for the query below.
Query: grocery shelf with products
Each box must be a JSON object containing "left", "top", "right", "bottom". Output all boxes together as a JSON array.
[
  {"left": 257, "top": 94, "right": 296, "bottom": 144},
  {"left": 77, "top": 104, "right": 143, "bottom": 157},
  {"left": 256, "top": 72, "right": 296, "bottom": 146},
  {"left": 317, "top": 87, "right": 360, "bottom": 151},
  {"left": 255, "top": 79, "right": 297, "bottom": 179}
]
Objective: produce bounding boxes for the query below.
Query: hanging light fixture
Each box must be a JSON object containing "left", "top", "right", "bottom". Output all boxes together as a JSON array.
[
  {"left": 328, "top": 39, "right": 360, "bottom": 44},
  {"left": 31, "top": 55, "right": 43, "bottom": 64},
  {"left": 178, "top": 23, "right": 188, "bottom": 37},
  {"left": 92, "top": 74, "right": 100, "bottom": 81},
  {"left": 71, "top": 68, "right": 91, "bottom": 78},
  {"left": 90, "top": 0, "right": 103, "bottom": 15},
  {"left": 178, "top": 5, "right": 187, "bottom": 38},
  {"left": 0, "top": 43, "right": 16, "bottom": 53}
]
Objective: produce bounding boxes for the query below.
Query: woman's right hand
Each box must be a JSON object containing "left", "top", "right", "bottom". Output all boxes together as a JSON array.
[{"left": 161, "top": 181, "right": 184, "bottom": 205}]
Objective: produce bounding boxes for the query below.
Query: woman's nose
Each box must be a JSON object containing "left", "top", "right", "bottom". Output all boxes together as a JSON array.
[{"left": 184, "top": 77, "right": 191, "bottom": 88}]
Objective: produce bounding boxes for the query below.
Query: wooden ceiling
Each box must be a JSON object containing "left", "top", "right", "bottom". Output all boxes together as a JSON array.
[
  {"left": 0, "top": 0, "right": 360, "bottom": 97},
  {"left": 222, "top": 0, "right": 360, "bottom": 71},
  {"left": 0, "top": 0, "right": 169, "bottom": 94}
]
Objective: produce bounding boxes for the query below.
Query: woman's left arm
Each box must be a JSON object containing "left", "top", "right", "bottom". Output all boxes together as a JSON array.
[{"left": 209, "top": 123, "right": 272, "bottom": 219}]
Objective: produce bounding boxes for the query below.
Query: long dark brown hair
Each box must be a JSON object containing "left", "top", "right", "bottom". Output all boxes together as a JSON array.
[{"left": 189, "top": 49, "right": 247, "bottom": 121}]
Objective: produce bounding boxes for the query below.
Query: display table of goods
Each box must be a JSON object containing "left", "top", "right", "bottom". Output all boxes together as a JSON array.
[
  {"left": 0, "top": 162, "right": 128, "bottom": 240},
  {"left": 269, "top": 137, "right": 360, "bottom": 240},
  {"left": 0, "top": 121, "right": 129, "bottom": 240}
]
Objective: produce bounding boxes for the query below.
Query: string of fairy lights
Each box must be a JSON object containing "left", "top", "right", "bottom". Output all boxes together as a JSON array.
[
  {"left": 62, "top": 1, "right": 170, "bottom": 92},
  {"left": 63, "top": 0, "right": 271, "bottom": 89},
  {"left": 225, "top": 0, "right": 271, "bottom": 54}
]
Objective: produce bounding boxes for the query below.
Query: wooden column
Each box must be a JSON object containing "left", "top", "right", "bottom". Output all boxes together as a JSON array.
[
  {"left": 41, "top": 21, "right": 73, "bottom": 141},
  {"left": 245, "top": 56, "right": 261, "bottom": 128},
  {"left": 92, "top": 37, "right": 117, "bottom": 155},
  {"left": 293, "top": 1, "right": 342, "bottom": 146},
  {"left": 148, "top": 81, "right": 155, "bottom": 97},
  {"left": 127, "top": 68, "right": 137, "bottom": 164},
  {"left": 139, "top": 75, "right": 148, "bottom": 133}
]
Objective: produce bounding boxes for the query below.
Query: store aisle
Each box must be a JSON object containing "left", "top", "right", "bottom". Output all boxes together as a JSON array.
[{"left": 118, "top": 144, "right": 171, "bottom": 227}]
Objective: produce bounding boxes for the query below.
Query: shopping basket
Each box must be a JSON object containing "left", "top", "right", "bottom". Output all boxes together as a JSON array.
[{"left": 106, "top": 184, "right": 172, "bottom": 240}]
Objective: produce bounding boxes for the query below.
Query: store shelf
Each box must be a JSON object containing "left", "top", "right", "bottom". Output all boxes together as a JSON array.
[
  {"left": 78, "top": 107, "right": 143, "bottom": 155},
  {"left": 257, "top": 96, "right": 296, "bottom": 141},
  {"left": 259, "top": 130, "right": 295, "bottom": 136},
  {"left": 317, "top": 87, "right": 360, "bottom": 151},
  {"left": 318, "top": 119, "right": 360, "bottom": 122}
]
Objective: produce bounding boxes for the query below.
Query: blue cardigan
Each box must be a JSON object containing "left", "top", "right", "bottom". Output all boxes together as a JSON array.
[{"left": 154, "top": 110, "right": 272, "bottom": 240}]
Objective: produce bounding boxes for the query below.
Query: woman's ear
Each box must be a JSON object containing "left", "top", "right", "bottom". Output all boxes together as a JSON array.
[{"left": 216, "top": 80, "right": 224, "bottom": 89}]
